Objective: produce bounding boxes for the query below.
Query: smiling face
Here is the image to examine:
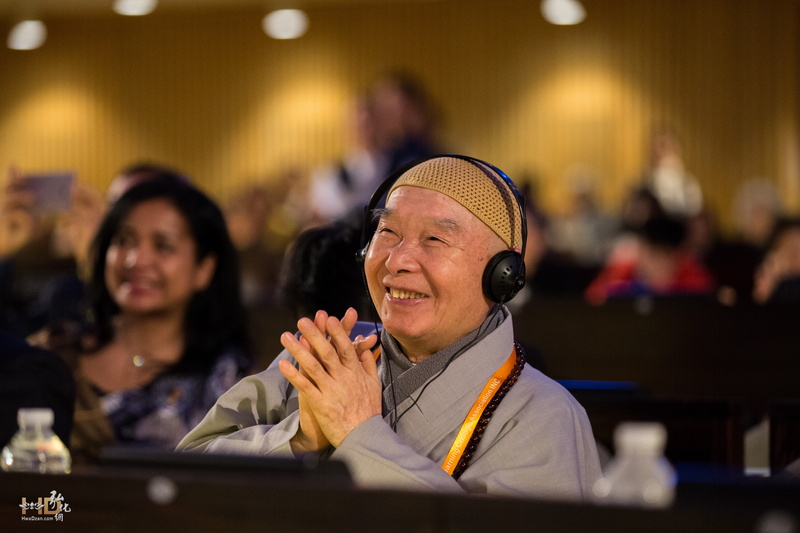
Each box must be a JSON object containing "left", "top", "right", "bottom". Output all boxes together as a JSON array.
[
  {"left": 105, "top": 198, "right": 216, "bottom": 318},
  {"left": 364, "top": 186, "right": 503, "bottom": 362}
]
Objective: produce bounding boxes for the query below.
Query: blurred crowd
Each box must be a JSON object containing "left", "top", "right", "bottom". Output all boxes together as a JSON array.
[
  {"left": 2, "top": 72, "right": 800, "bottom": 464},
  {"left": 516, "top": 127, "right": 799, "bottom": 312},
  {"left": 4, "top": 82, "right": 800, "bottom": 349}
]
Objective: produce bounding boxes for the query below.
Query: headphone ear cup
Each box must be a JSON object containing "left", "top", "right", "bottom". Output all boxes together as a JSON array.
[
  {"left": 355, "top": 232, "right": 374, "bottom": 264},
  {"left": 482, "top": 250, "right": 526, "bottom": 304}
]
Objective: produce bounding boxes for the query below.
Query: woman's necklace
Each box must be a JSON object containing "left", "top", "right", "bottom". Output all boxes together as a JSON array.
[
  {"left": 126, "top": 347, "right": 177, "bottom": 372},
  {"left": 116, "top": 320, "right": 181, "bottom": 372}
]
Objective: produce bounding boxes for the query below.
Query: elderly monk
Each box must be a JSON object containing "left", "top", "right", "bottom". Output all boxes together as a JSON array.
[{"left": 177, "top": 155, "right": 601, "bottom": 500}]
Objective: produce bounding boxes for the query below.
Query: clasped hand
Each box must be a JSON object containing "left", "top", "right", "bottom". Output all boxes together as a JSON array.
[{"left": 279, "top": 308, "right": 381, "bottom": 454}]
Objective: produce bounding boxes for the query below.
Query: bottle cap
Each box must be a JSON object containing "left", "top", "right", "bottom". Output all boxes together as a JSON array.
[
  {"left": 614, "top": 421, "right": 667, "bottom": 452},
  {"left": 17, "top": 408, "right": 54, "bottom": 428}
]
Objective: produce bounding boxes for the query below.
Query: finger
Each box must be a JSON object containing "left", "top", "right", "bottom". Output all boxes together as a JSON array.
[
  {"left": 4, "top": 173, "right": 26, "bottom": 191},
  {"left": 278, "top": 359, "right": 321, "bottom": 399},
  {"left": 340, "top": 307, "right": 358, "bottom": 335},
  {"left": 296, "top": 328, "right": 324, "bottom": 366},
  {"left": 280, "top": 331, "right": 333, "bottom": 385},
  {"left": 313, "top": 310, "right": 329, "bottom": 337},
  {"left": 288, "top": 342, "right": 315, "bottom": 381},
  {"left": 293, "top": 311, "right": 327, "bottom": 359},
  {"left": 69, "top": 181, "right": 80, "bottom": 202},
  {"left": 297, "top": 333, "right": 312, "bottom": 353},
  {"left": 2, "top": 189, "right": 36, "bottom": 210},
  {"left": 360, "top": 347, "right": 379, "bottom": 380},
  {"left": 298, "top": 366, "right": 316, "bottom": 385},
  {"left": 326, "top": 316, "right": 361, "bottom": 369},
  {"left": 296, "top": 318, "right": 342, "bottom": 375},
  {"left": 354, "top": 333, "right": 379, "bottom": 358}
]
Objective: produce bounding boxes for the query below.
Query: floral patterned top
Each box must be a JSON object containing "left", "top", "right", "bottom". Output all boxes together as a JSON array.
[{"left": 70, "top": 347, "right": 250, "bottom": 464}]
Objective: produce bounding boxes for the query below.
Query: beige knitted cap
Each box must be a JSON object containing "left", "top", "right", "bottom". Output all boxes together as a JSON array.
[{"left": 387, "top": 156, "right": 523, "bottom": 250}]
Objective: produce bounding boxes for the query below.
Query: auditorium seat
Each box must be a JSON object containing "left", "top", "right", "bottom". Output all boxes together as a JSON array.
[
  {"left": 567, "top": 390, "right": 745, "bottom": 471},
  {"left": 769, "top": 399, "right": 800, "bottom": 474}
]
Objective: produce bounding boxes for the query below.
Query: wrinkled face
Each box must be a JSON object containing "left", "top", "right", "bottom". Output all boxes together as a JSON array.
[
  {"left": 364, "top": 186, "right": 500, "bottom": 361},
  {"left": 105, "top": 199, "right": 216, "bottom": 317}
]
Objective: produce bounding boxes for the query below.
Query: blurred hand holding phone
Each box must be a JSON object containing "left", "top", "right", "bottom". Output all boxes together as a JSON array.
[{"left": 23, "top": 171, "right": 75, "bottom": 213}]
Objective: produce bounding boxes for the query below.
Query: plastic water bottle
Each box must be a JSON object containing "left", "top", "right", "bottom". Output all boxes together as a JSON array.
[
  {"left": 592, "top": 421, "right": 676, "bottom": 508},
  {"left": 1, "top": 408, "right": 71, "bottom": 474}
]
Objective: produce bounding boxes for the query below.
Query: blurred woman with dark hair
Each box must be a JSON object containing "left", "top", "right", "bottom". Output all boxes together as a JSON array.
[{"left": 36, "top": 173, "right": 252, "bottom": 463}]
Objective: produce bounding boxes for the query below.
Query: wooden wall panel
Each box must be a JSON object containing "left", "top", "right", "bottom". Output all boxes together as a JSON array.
[{"left": 0, "top": 0, "right": 797, "bottom": 231}]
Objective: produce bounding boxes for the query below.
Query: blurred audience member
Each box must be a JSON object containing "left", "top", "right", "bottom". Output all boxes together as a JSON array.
[
  {"left": 0, "top": 174, "right": 39, "bottom": 259},
  {"left": 224, "top": 185, "right": 283, "bottom": 307},
  {"left": 732, "top": 178, "right": 784, "bottom": 252},
  {"left": 595, "top": 186, "right": 666, "bottom": 285},
  {"left": 753, "top": 217, "right": 800, "bottom": 305},
  {"left": 548, "top": 170, "right": 618, "bottom": 269},
  {"left": 269, "top": 167, "right": 315, "bottom": 239},
  {"left": 278, "top": 208, "right": 372, "bottom": 322},
  {"left": 0, "top": 168, "right": 83, "bottom": 338},
  {"left": 223, "top": 174, "right": 311, "bottom": 366},
  {"left": 0, "top": 162, "right": 190, "bottom": 339},
  {"left": 31, "top": 174, "right": 251, "bottom": 463},
  {"left": 620, "top": 186, "right": 665, "bottom": 233},
  {"left": 509, "top": 185, "right": 598, "bottom": 303},
  {"left": 746, "top": 220, "right": 800, "bottom": 469},
  {"left": 308, "top": 95, "right": 389, "bottom": 225},
  {"left": 639, "top": 126, "right": 703, "bottom": 217},
  {"left": 684, "top": 208, "right": 762, "bottom": 305},
  {"left": 106, "top": 162, "right": 190, "bottom": 205},
  {"left": 372, "top": 71, "right": 440, "bottom": 172},
  {"left": 70, "top": 162, "right": 192, "bottom": 275},
  {"left": 585, "top": 215, "right": 715, "bottom": 304},
  {"left": 305, "top": 73, "right": 440, "bottom": 229}
]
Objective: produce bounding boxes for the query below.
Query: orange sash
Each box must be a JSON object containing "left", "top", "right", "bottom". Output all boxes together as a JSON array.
[
  {"left": 374, "top": 345, "right": 521, "bottom": 477},
  {"left": 441, "top": 349, "right": 518, "bottom": 475}
]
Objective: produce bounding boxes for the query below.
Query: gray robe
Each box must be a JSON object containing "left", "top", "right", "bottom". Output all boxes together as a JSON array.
[{"left": 176, "top": 312, "right": 602, "bottom": 500}]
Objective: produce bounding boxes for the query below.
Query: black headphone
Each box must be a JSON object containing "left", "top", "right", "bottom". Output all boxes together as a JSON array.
[{"left": 355, "top": 154, "right": 527, "bottom": 304}]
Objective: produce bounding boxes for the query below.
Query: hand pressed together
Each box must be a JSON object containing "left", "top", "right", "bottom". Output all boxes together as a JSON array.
[{"left": 279, "top": 308, "right": 381, "bottom": 454}]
